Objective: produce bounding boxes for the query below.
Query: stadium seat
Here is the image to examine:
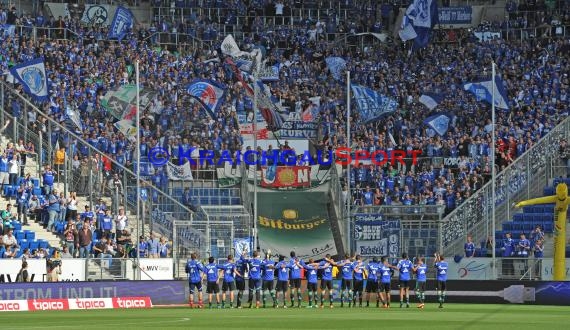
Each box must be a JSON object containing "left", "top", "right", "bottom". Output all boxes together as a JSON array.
[
  {"left": 0, "top": 247, "right": 5, "bottom": 258},
  {"left": 25, "top": 231, "right": 35, "bottom": 241},
  {"left": 31, "top": 178, "right": 40, "bottom": 188},
  {"left": 18, "top": 239, "right": 28, "bottom": 250},
  {"left": 513, "top": 213, "right": 524, "bottom": 222},
  {"left": 14, "top": 230, "right": 25, "bottom": 240},
  {"left": 38, "top": 240, "right": 49, "bottom": 250},
  {"left": 29, "top": 240, "right": 39, "bottom": 251}
]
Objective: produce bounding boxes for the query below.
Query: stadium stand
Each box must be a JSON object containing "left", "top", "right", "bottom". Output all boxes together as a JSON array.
[{"left": 0, "top": 0, "right": 569, "bottom": 272}]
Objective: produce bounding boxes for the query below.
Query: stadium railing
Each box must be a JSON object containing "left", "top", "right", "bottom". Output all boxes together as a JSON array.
[
  {"left": 441, "top": 115, "right": 570, "bottom": 261},
  {"left": 0, "top": 80, "right": 195, "bottom": 250}
]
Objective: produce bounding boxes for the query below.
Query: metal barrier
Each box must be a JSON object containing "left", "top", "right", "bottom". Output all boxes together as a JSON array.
[{"left": 442, "top": 116, "right": 570, "bottom": 259}]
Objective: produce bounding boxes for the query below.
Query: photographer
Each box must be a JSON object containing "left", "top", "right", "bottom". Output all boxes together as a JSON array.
[
  {"left": 16, "top": 261, "right": 29, "bottom": 283},
  {"left": 46, "top": 251, "right": 62, "bottom": 282}
]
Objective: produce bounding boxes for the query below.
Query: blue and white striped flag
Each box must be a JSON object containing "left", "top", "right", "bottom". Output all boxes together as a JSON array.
[
  {"left": 108, "top": 6, "right": 134, "bottom": 40},
  {"left": 419, "top": 92, "right": 444, "bottom": 110},
  {"left": 463, "top": 76, "right": 509, "bottom": 110},
  {"left": 424, "top": 113, "right": 451, "bottom": 136},
  {"left": 9, "top": 58, "right": 49, "bottom": 102},
  {"left": 325, "top": 57, "right": 347, "bottom": 80}
]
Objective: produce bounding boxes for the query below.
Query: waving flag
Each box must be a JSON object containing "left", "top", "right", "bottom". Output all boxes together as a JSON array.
[
  {"left": 399, "top": 0, "right": 439, "bottom": 49},
  {"left": 114, "top": 119, "right": 138, "bottom": 141},
  {"left": 424, "top": 113, "right": 451, "bottom": 136},
  {"left": 9, "top": 58, "right": 49, "bottom": 101},
  {"left": 187, "top": 79, "right": 226, "bottom": 118},
  {"left": 325, "top": 57, "right": 347, "bottom": 80},
  {"left": 463, "top": 76, "right": 509, "bottom": 109},
  {"left": 256, "top": 81, "right": 286, "bottom": 131},
  {"left": 351, "top": 85, "right": 399, "bottom": 123},
  {"left": 221, "top": 34, "right": 262, "bottom": 73},
  {"left": 108, "top": 6, "right": 134, "bottom": 40},
  {"left": 419, "top": 92, "right": 444, "bottom": 110}
]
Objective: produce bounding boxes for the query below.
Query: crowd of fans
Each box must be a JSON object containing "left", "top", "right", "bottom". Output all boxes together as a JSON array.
[{"left": 0, "top": 1, "right": 569, "bottom": 228}]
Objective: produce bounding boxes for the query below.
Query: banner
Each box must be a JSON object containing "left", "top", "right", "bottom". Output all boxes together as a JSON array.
[
  {"left": 261, "top": 166, "right": 311, "bottom": 188},
  {"left": 447, "top": 257, "right": 493, "bottom": 280},
  {"left": 0, "top": 259, "right": 47, "bottom": 283},
  {"left": 216, "top": 164, "right": 242, "bottom": 187},
  {"left": 0, "top": 297, "right": 152, "bottom": 312},
  {"left": 353, "top": 214, "right": 400, "bottom": 258},
  {"left": 351, "top": 84, "right": 398, "bottom": 123},
  {"left": 81, "top": 4, "right": 110, "bottom": 26},
  {"left": 438, "top": 7, "right": 472, "bottom": 25},
  {"left": 58, "top": 259, "right": 86, "bottom": 281},
  {"left": 114, "top": 119, "right": 137, "bottom": 141},
  {"left": 474, "top": 31, "right": 501, "bottom": 42},
  {"left": 167, "top": 161, "right": 194, "bottom": 181},
  {"left": 233, "top": 237, "right": 253, "bottom": 259},
  {"left": 238, "top": 111, "right": 268, "bottom": 140},
  {"left": 136, "top": 259, "right": 173, "bottom": 280},
  {"left": 108, "top": 6, "right": 134, "bottom": 40},
  {"left": 101, "top": 85, "right": 157, "bottom": 120},
  {"left": 9, "top": 58, "right": 49, "bottom": 102},
  {"left": 187, "top": 79, "right": 226, "bottom": 118},
  {"left": 257, "top": 191, "right": 337, "bottom": 259}
]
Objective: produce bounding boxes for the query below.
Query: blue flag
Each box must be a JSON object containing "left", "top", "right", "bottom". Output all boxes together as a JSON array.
[
  {"left": 400, "top": 0, "right": 439, "bottom": 49},
  {"left": 463, "top": 76, "right": 509, "bottom": 109},
  {"left": 351, "top": 84, "right": 399, "bottom": 123},
  {"left": 424, "top": 113, "right": 451, "bottom": 136},
  {"left": 325, "top": 57, "right": 347, "bottom": 80},
  {"left": 187, "top": 79, "right": 226, "bottom": 118},
  {"left": 419, "top": 92, "right": 444, "bottom": 110},
  {"left": 9, "top": 58, "right": 49, "bottom": 102},
  {"left": 108, "top": 6, "right": 134, "bottom": 40}
]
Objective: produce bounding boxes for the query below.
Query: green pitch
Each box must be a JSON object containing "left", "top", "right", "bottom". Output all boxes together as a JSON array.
[{"left": 0, "top": 304, "right": 567, "bottom": 329}]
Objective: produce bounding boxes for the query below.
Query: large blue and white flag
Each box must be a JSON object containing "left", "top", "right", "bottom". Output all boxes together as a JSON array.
[
  {"left": 424, "top": 113, "right": 451, "bottom": 136},
  {"left": 325, "top": 57, "right": 347, "bottom": 80},
  {"left": 351, "top": 85, "right": 399, "bottom": 123},
  {"left": 463, "top": 76, "right": 509, "bottom": 110},
  {"left": 399, "top": 0, "right": 439, "bottom": 49},
  {"left": 419, "top": 92, "right": 444, "bottom": 110},
  {"left": 0, "top": 24, "right": 16, "bottom": 37},
  {"left": 108, "top": 6, "right": 134, "bottom": 40},
  {"left": 187, "top": 79, "right": 226, "bottom": 118},
  {"left": 9, "top": 58, "right": 49, "bottom": 102},
  {"left": 221, "top": 34, "right": 262, "bottom": 73}
]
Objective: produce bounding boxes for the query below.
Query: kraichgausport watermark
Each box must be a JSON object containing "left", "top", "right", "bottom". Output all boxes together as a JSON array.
[{"left": 147, "top": 146, "right": 422, "bottom": 167}]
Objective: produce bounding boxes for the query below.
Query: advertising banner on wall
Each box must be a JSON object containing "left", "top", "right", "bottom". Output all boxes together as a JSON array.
[
  {"left": 0, "top": 259, "right": 47, "bottom": 283},
  {"left": 257, "top": 191, "right": 337, "bottom": 259}
]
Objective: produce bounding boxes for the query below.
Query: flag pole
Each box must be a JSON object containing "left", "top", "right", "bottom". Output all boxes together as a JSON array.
[
  {"left": 491, "top": 62, "right": 497, "bottom": 279},
  {"left": 345, "top": 70, "right": 351, "bottom": 255},
  {"left": 253, "top": 57, "right": 260, "bottom": 252},
  {"left": 135, "top": 60, "right": 141, "bottom": 280}
]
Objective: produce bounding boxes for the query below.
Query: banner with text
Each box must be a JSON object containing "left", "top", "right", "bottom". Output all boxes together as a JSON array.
[
  {"left": 353, "top": 214, "right": 400, "bottom": 258},
  {"left": 257, "top": 191, "right": 337, "bottom": 259},
  {"left": 274, "top": 112, "right": 319, "bottom": 139},
  {"left": 261, "top": 166, "right": 311, "bottom": 188},
  {"left": 438, "top": 7, "right": 473, "bottom": 25}
]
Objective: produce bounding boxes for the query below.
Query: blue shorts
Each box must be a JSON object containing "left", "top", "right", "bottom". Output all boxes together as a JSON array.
[{"left": 189, "top": 281, "right": 202, "bottom": 294}]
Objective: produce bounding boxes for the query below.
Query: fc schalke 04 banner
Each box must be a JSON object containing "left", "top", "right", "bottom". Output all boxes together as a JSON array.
[
  {"left": 257, "top": 191, "right": 337, "bottom": 259},
  {"left": 353, "top": 213, "right": 400, "bottom": 258}
]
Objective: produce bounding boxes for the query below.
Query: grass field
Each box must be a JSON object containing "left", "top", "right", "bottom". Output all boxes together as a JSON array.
[{"left": 0, "top": 304, "right": 567, "bottom": 329}]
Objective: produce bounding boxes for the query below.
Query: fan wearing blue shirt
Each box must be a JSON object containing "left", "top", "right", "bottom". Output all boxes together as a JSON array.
[
  {"left": 287, "top": 251, "right": 305, "bottom": 308},
  {"left": 185, "top": 253, "right": 205, "bottom": 308},
  {"left": 465, "top": 235, "right": 476, "bottom": 258},
  {"left": 246, "top": 251, "right": 263, "bottom": 308},
  {"left": 220, "top": 255, "right": 240, "bottom": 308},
  {"left": 261, "top": 253, "right": 277, "bottom": 308},
  {"left": 337, "top": 254, "right": 354, "bottom": 308},
  {"left": 352, "top": 255, "right": 366, "bottom": 307},
  {"left": 412, "top": 257, "right": 428, "bottom": 309},
  {"left": 304, "top": 258, "right": 327, "bottom": 308},
  {"left": 395, "top": 253, "right": 413, "bottom": 308},
  {"left": 275, "top": 255, "right": 290, "bottom": 308},
  {"left": 319, "top": 254, "right": 335, "bottom": 308},
  {"left": 365, "top": 257, "right": 380, "bottom": 307},
  {"left": 434, "top": 253, "right": 448, "bottom": 309},
  {"left": 379, "top": 257, "right": 393, "bottom": 308},
  {"left": 205, "top": 256, "right": 221, "bottom": 308}
]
